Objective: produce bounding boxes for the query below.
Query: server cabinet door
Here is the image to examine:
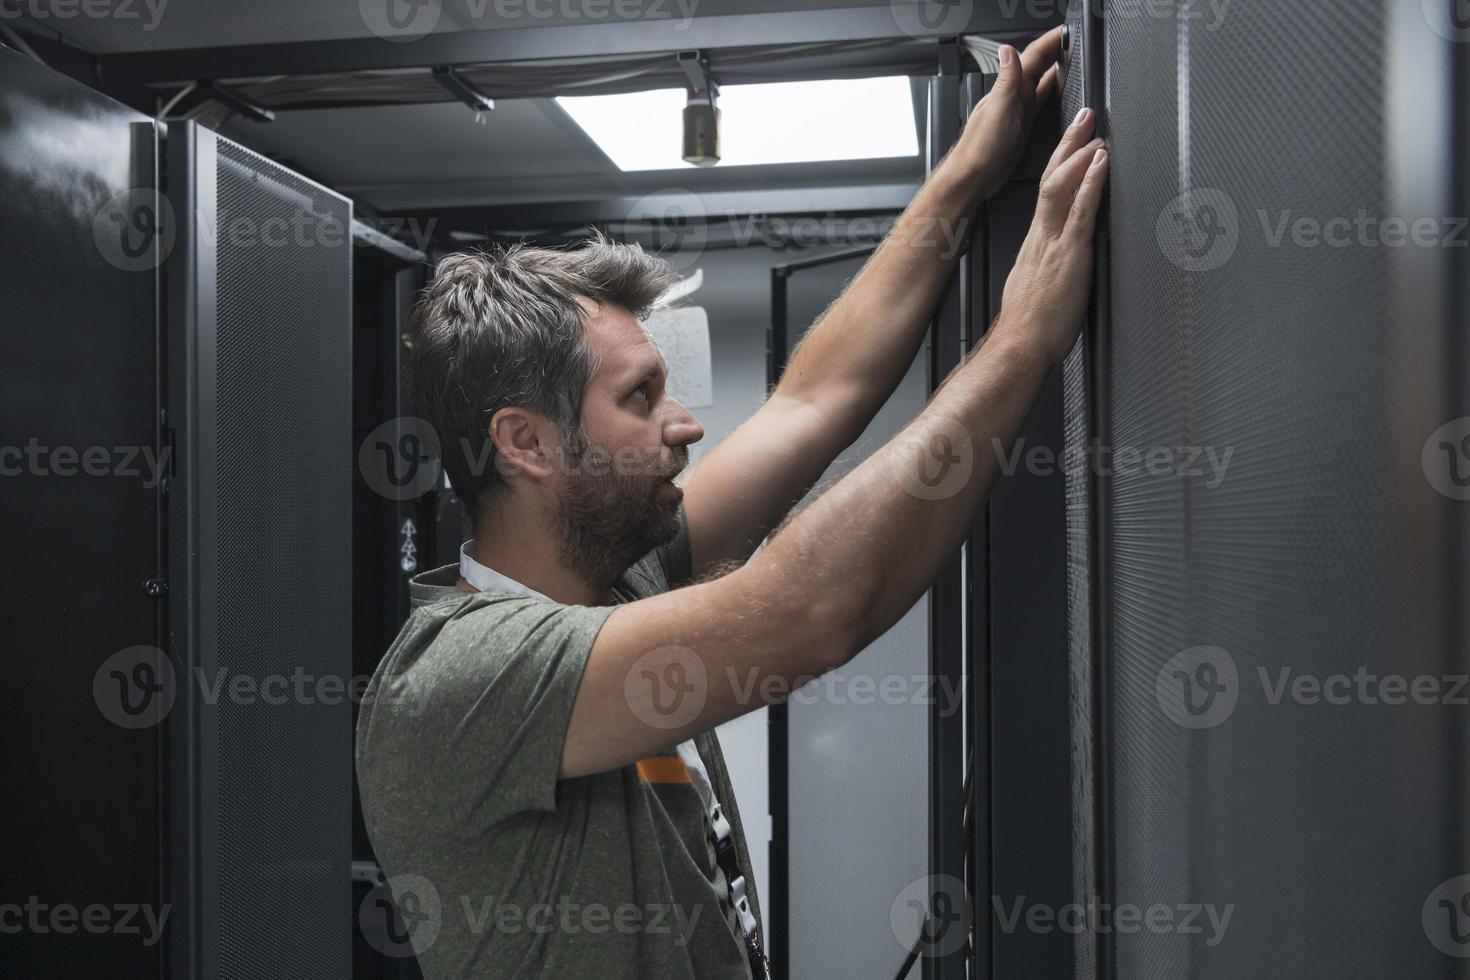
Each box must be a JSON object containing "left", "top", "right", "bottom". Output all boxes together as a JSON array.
[
  {"left": 0, "top": 46, "right": 165, "bottom": 979},
  {"left": 1099, "top": 1, "right": 1467, "bottom": 976},
  {"left": 166, "top": 122, "right": 354, "bottom": 980}
]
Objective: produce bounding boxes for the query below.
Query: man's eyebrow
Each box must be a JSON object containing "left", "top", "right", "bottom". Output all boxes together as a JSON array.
[{"left": 623, "top": 352, "right": 668, "bottom": 387}]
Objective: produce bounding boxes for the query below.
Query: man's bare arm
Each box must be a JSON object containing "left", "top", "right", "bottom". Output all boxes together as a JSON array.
[
  {"left": 679, "top": 31, "right": 1068, "bottom": 579},
  {"left": 562, "top": 120, "right": 1110, "bottom": 780}
]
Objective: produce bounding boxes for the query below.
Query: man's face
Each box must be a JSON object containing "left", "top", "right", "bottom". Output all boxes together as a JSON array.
[{"left": 549, "top": 299, "right": 704, "bottom": 576}]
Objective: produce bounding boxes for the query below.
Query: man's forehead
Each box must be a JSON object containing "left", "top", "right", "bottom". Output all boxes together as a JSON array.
[{"left": 584, "top": 302, "right": 668, "bottom": 378}]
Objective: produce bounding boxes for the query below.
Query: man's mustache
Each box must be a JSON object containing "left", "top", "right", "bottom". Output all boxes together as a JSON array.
[{"left": 662, "top": 449, "right": 689, "bottom": 481}]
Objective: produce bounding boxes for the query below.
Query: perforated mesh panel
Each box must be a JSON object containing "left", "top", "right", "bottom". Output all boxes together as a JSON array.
[
  {"left": 1060, "top": 1, "right": 1097, "bottom": 977},
  {"left": 1104, "top": 0, "right": 1454, "bottom": 975},
  {"left": 212, "top": 138, "right": 353, "bottom": 978},
  {"left": 1060, "top": 0, "right": 1088, "bottom": 124},
  {"left": 1103, "top": 4, "right": 1193, "bottom": 976}
]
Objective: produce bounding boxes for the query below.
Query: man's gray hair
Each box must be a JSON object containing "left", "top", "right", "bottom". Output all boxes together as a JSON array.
[{"left": 407, "top": 231, "right": 679, "bottom": 527}]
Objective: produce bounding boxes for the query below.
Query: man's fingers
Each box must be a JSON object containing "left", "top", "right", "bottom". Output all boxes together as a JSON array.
[
  {"left": 1066, "top": 148, "right": 1110, "bottom": 241},
  {"left": 1042, "top": 108, "right": 1097, "bottom": 185},
  {"left": 1019, "top": 26, "right": 1065, "bottom": 84},
  {"left": 1038, "top": 137, "right": 1104, "bottom": 232},
  {"left": 1034, "top": 65, "right": 1060, "bottom": 115}
]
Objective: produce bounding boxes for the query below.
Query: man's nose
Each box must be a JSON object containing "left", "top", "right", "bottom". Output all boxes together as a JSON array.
[{"left": 664, "top": 399, "right": 704, "bottom": 448}]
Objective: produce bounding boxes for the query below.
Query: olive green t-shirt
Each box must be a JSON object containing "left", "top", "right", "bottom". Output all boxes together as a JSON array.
[{"left": 356, "top": 504, "right": 761, "bottom": 979}]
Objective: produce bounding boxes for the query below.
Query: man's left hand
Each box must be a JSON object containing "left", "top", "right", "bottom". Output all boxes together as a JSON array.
[{"left": 950, "top": 27, "right": 1067, "bottom": 200}]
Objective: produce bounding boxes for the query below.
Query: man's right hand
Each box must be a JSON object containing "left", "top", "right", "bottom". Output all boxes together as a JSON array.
[{"left": 992, "top": 107, "right": 1110, "bottom": 367}]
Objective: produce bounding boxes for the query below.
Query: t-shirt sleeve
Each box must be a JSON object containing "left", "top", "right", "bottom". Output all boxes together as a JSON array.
[{"left": 363, "top": 595, "right": 618, "bottom": 831}]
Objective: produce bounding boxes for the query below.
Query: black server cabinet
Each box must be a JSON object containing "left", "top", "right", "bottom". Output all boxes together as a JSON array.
[
  {"left": 0, "top": 44, "right": 166, "bottom": 979},
  {"left": 1, "top": 48, "right": 355, "bottom": 978},
  {"left": 1068, "top": 1, "right": 1469, "bottom": 977}
]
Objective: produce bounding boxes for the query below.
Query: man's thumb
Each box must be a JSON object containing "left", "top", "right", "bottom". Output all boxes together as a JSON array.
[{"left": 991, "top": 45, "right": 1019, "bottom": 95}]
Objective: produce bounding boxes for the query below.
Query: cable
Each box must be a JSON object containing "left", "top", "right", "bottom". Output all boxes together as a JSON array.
[
  {"left": 891, "top": 749, "right": 978, "bottom": 980},
  {"left": 158, "top": 83, "right": 197, "bottom": 119},
  {"left": 0, "top": 23, "right": 41, "bottom": 63}
]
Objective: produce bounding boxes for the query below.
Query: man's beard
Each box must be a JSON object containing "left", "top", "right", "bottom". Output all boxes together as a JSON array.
[{"left": 548, "top": 437, "right": 686, "bottom": 588}]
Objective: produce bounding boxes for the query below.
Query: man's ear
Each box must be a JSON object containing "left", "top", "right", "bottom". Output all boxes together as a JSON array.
[{"left": 488, "top": 407, "right": 558, "bottom": 484}]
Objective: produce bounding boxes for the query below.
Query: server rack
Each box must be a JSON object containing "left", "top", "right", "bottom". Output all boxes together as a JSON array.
[
  {"left": 1065, "top": 1, "right": 1470, "bottom": 976},
  {"left": 2, "top": 48, "right": 357, "bottom": 978},
  {"left": 0, "top": 44, "right": 166, "bottom": 979}
]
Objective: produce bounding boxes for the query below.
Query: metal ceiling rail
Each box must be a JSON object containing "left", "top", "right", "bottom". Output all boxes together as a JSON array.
[
  {"left": 94, "top": 4, "right": 1055, "bottom": 87},
  {"left": 389, "top": 182, "right": 922, "bottom": 229}
]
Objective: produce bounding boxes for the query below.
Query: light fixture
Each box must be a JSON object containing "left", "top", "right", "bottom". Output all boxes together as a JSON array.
[
  {"left": 678, "top": 50, "right": 720, "bottom": 167},
  {"left": 557, "top": 76, "right": 919, "bottom": 172}
]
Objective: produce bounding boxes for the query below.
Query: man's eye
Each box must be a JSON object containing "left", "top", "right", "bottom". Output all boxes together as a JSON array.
[{"left": 632, "top": 384, "right": 649, "bottom": 400}]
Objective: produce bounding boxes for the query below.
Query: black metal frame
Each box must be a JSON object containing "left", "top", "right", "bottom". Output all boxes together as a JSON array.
[
  {"left": 1079, "top": 3, "right": 1113, "bottom": 978},
  {"left": 960, "top": 68, "right": 993, "bottom": 980},
  {"left": 766, "top": 243, "right": 878, "bottom": 980},
  {"left": 1384, "top": 0, "right": 1470, "bottom": 906},
  {"left": 924, "top": 40, "right": 969, "bottom": 980},
  {"left": 164, "top": 119, "right": 221, "bottom": 980}
]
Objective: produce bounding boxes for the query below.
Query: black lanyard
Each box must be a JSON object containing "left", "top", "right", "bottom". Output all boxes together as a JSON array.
[{"left": 709, "top": 800, "right": 770, "bottom": 980}]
